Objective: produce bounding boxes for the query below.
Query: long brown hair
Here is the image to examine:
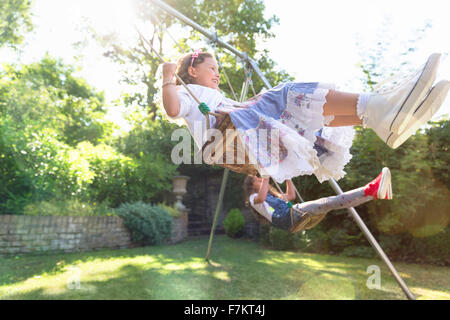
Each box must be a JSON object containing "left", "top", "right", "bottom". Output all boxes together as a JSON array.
[
  {"left": 175, "top": 51, "right": 214, "bottom": 85},
  {"left": 243, "top": 175, "right": 281, "bottom": 225}
]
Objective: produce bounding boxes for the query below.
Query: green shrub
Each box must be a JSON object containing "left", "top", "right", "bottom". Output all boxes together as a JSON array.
[
  {"left": 258, "top": 224, "right": 271, "bottom": 247},
  {"left": 341, "top": 245, "right": 376, "bottom": 259},
  {"left": 115, "top": 201, "right": 173, "bottom": 245},
  {"left": 269, "top": 227, "right": 294, "bottom": 250},
  {"left": 292, "top": 226, "right": 329, "bottom": 253},
  {"left": 157, "top": 202, "right": 182, "bottom": 218},
  {"left": 407, "top": 228, "right": 449, "bottom": 265},
  {"left": 224, "top": 208, "right": 245, "bottom": 238},
  {"left": 292, "top": 230, "right": 310, "bottom": 251},
  {"left": 260, "top": 225, "right": 318, "bottom": 252},
  {"left": 378, "top": 234, "right": 407, "bottom": 257},
  {"left": 327, "top": 228, "right": 360, "bottom": 252}
]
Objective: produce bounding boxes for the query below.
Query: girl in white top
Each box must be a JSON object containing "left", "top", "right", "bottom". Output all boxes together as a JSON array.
[
  {"left": 161, "top": 51, "right": 448, "bottom": 183},
  {"left": 244, "top": 168, "right": 393, "bottom": 232}
]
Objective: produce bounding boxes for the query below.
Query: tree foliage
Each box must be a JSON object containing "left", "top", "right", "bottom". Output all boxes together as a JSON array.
[
  {"left": 0, "top": 0, "right": 34, "bottom": 49},
  {"left": 0, "top": 54, "right": 115, "bottom": 146},
  {"left": 0, "top": 54, "right": 179, "bottom": 214}
]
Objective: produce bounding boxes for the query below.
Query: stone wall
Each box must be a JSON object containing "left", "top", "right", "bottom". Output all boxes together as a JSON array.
[
  {"left": 0, "top": 214, "right": 188, "bottom": 255},
  {"left": 0, "top": 215, "right": 132, "bottom": 255},
  {"left": 183, "top": 173, "right": 227, "bottom": 236},
  {"left": 179, "top": 168, "right": 261, "bottom": 238}
]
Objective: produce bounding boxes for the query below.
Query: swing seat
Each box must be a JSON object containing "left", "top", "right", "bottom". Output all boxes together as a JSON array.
[
  {"left": 202, "top": 111, "right": 289, "bottom": 177},
  {"left": 289, "top": 209, "right": 327, "bottom": 233},
  {"left": 296, "top": 212, "right": 327, "bottom": 232},
  {"left": 203, "top": 112, "right": 327, "bottom": 232},
  {"left": 202, "top": 111, "right": 260, "bottom": 176},
  {"left": 304, "top": 212, "right": 327, "bottom": 230}
]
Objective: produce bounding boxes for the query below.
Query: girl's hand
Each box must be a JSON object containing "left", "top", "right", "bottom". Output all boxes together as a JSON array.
[{"left": 162, "top": 62, "right": 177, "bottom": 82}]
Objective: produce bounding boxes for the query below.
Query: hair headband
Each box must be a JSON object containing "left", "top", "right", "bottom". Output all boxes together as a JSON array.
[{"left": 190, "top": 49, "right": 203, "bottom": 67}]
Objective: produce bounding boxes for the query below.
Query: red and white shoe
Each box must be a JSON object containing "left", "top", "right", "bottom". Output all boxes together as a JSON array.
[{"left": 363, "top": 167, "right": 393, "bottom": 200}]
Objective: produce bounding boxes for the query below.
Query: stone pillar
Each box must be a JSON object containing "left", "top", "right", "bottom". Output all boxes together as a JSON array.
[
  {"left": 169, "top": 208, "right": 189, "bottom": 244},
  {"left": 169, "top": 176, "right": 190, "bottom": 243}
]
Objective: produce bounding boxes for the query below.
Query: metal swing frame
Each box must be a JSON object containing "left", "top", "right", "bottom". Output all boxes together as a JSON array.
[{"left": 149, "top": 0, "right": 415, "bottom": 300}]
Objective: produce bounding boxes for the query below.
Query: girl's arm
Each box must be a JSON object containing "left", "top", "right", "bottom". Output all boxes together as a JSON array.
[
  {"left": 253, "top": 178, "right": 270, "bottom": 204},
  {"left": 162, "top": 62, "right": 181, "bottom": 117}
]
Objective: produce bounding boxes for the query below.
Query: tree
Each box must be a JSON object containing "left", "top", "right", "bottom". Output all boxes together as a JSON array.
[
  {"left": 0, "top": 0, "right": 34, "bottom": 49},
  {"left": 0, "top": 54, "right": 180, "bottom": 213},
  {"left": 0, "top": 54, "right": 116, "bottom": 146},
  {"left": 0, "top": 55, "right": 118, "bottom": 212}
]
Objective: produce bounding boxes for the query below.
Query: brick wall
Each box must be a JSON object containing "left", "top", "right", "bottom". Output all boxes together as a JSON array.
[
  {"left": 0, "top": 214, "right": 188, "bottom": 255},
  {"left": 0, "top": 215, "right": 132, "bottom": 255}
]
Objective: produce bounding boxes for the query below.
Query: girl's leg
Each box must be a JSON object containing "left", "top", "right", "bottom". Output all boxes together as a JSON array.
[
  {"left": 294, "top": 187, "right": 373, "bottom": 217},
  {"left": 326, "top": 115, "right": 362, "bottom": 127},
  {"left": 323, "top": 90, "right": 360, "bottom": 117},
  {"left": 294, "top": 167, "right": 391, "bottom": 217}
]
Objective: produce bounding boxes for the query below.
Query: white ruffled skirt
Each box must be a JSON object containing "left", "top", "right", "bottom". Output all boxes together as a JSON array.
[{"left": 228, "top": 82, "right": 355, "bottom": 183}]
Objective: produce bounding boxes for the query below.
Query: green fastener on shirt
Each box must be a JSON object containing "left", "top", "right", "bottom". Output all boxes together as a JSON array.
[
  {"left": 286, "top": 201, "right": 293, "bottom": 208},
  {"left": 198, "top": 102, "right": 210, "bottom": 115}
]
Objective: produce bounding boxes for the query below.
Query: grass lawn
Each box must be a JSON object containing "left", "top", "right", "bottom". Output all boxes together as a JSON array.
[{"left": 0, "top": 235, "right": 449, "bottom": 300}]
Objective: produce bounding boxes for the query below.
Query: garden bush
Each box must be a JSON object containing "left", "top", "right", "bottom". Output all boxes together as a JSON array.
[
  {"left": 269, "top": 227, "right": 293, "bottom": 250},
  {"left": 224, "top": 208, "right": 245, "bottom": 238},
  {"left": 341, "top": 245, "right": 376, "bottom": 259},
  {"left": 410, "top": 227, "right": 450, "bottom": 265},
  {"left": 258, "top": 224, "right": 271, "bottom": 247},
  {"left": 259, "top": 223, "right": 330, "bottom": 253},
  {"left": 157, "top": 202, "right": 182, "bottom": 218},
  {"left": 115, "top": 201, "right": 173, "bottom": 245}
]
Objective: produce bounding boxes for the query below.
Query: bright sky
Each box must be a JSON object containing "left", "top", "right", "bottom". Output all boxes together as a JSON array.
[{"left": 1, "top": 0, "right": 449, "bottom": 130}]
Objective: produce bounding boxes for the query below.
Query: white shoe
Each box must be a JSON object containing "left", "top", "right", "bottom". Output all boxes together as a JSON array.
[
  {"left": 386, "top": 80, "right": 450, "bottom": 149},
  {"left": 361, "top": 53, "right": 442, "bottom": 144}
]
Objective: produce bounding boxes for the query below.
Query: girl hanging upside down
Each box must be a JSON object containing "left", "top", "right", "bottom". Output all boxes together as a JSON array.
[
  {"left": 244, "top": 168, "right": 393, "bottom": 233},
  {"left": 161, "top": 51, "right": 450, "bottom": 183}
]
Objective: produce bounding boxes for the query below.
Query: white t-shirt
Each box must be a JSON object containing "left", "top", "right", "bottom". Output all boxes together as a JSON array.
[
  {"left": 169, "top": 84, "right": 241, "bottom": 149},
  {"left": 249, "top": 193, "right": 274, "bottom": 222}
]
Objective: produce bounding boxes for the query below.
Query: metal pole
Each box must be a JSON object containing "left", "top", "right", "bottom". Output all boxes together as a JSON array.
[
  {"left": 205, "top": 168, "right": 229, "bottom": 261},
  {"left": 328, "top": 178, "right": 416, "bottom": 300},
  {"left": 150, "top": 0, "right": 243, "bottom": 58},
  {"left": 242, "top": 38, "right": 416, "bottom": 300},
  {"left": 149, "top": 0, "right": 271, "bottom": 88},
  {"left": 205, "top": 74, "right": 251, "bottom": 262},
  {"left": 150, "top": 0, "right": 415, "bottom": 299}
]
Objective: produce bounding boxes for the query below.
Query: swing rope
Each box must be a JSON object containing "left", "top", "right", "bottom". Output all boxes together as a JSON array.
[
  {"left": 269, "top": 176, "right": 308, "bottom": 230},
  {"left": 208, "top": 34, "right": 240, "bottom": 102}
]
